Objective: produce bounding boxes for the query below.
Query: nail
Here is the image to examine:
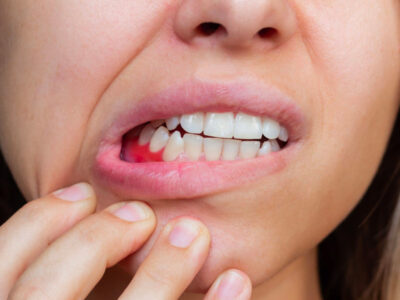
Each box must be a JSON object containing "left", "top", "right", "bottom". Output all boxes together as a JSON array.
[
  {"left": 53, "top": 183, "right": 93, "bottom": 202},
  {"left": 112, "top": 202, "right": 150, "bottom": 222},
  {"left": 168, "top": 218, "right": 200, "bottom": 248},
  {"left": 215, "top": 270, "right": 245, "bottom": 299}
]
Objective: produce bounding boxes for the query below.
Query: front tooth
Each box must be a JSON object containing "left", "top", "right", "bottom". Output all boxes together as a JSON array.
[
  {"left": 258, "top": 141, "right": 272, "bottom": 156},
  {"left": 180, "top": 112, "right": 204, "bottom": 134},
  {"left": 149, "top": 126, "right": 169, "bottom": 152},
  {"left": 204, "top": 112, "right": 234, "bottom": 138},
  {"left": 240, "top": 141, "right": 260, "bottom": 159},
  {"left": 234, "top": 113, "right": 262, "bottom": 139},
  {"left": 163, "top": 131, "right": 184, "bottom": 161},
  {"left": 151, "top": 119, "right": 165, "bottom": 128},
  {"left": 262, "top": 117, "right": 280, "bottom": 139},
  {"left": 166, "top": 116, "right": 180, "bottom": 131},
  {"left": 278, "top": 126, "right": 288, "bottom": 142},
  {"left": 222, "top": 139, "right": 240, "bottom": 161},
  {"left": 183, "top": 134, "right": 203, "bottom": 161},
  {"left": 270, "top": 139, "right": 281, "bottom": 152},
  {"left": 204, "top": 138, "right": 223, "bottom": 161},
  {"left": 138, "top": 124, "right": 155, "bottom": 145}
]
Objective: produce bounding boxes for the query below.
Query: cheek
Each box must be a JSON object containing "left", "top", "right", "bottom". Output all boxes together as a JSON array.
[
  {"left": 192, "top": 0, "right": 400, "bottom": 288},
  {"left": 0, "top": 1, "right": 173, "bottom": 198},
  {"left": 293, "top": 0, "right": 400, "bottom": 215}
]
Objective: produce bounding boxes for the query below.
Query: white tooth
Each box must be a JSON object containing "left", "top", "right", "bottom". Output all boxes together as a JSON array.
[
  {"left": 222, "top": 139, "right": 240, "bottom": 161},
  {"left": 183, "top": 134, "right": 203, "bottom": 161},
  {"left": 278, "top": 126, "right": 288, "bottom": 142},
  {"left": 262, "top": 117, "right": 280, "bottom": 139},
  {"left": 166, "top": 116, "right": 180, "bottom": 131},
  {"left": 258, "top": 141, "right": 272, "bottom": 156},
  {"left": 240, "top": 141, "right": 260, "bottom": 159},
  {"left": 180, "top": 112, "right": 204, "bottom": 134},
  {"left": 204, "top": 138, "right": 223, "bottom": 161},
  {"left": 270, "top": 139, "right": 281, "bottom": 152},
  {"left": 204, "top": 112, "right": 234, "bottom": 138},
  {"left": 163, "top": 131, "right": 184, "bottom": 161},
  {"left": 234, "top": 113, "right": 262, "bottom": 139},
  {"left": 151, "top": 119, "right": 165, "bottom": 128},
  {"left": 138, "top": 124, "right": 155, "bottom": 145},
  {"left": 149, "top": 126, "right": 169, "bottom": 152}
]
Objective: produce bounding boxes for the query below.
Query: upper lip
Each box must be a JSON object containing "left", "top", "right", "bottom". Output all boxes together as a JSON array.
[{"left": 99, "top": 77, "right": 307, "bottom": 150}]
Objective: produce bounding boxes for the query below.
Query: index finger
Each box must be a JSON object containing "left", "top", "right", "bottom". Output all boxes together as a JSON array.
[
  {"left": 119, "top": 217, "right": 211, "bottom": 300},
  {"left": 0, "top": 183, "right": 96, "bottom": 297}
]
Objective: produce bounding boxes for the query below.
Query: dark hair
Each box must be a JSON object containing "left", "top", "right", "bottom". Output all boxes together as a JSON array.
[
  {"left": 0, "top": 154, "right": 26, "bottom": 224},
  {"left": 0, "top": 112, "right": 399, "bottom": 299},
  {"left": 318, "top": 111, "right": 400, "bottom": 300}
]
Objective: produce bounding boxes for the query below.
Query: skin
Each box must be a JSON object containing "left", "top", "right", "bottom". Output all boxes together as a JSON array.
[{"left": 0, "top": 0, "right": 400, "bottom": 299}]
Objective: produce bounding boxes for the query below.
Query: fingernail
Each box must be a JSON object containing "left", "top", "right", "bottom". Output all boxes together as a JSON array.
[
  {"left": 53, "top": 183, "right": 93, "bottom": 202},
  {"left": 112, "top": 202, "right": 150, "bottom": 222},
  {"left": 168, "top": 218, "right": 200, "bottom": 248},
  {"left": 215, "top": 270, "right": 245, "bottom": 299}
]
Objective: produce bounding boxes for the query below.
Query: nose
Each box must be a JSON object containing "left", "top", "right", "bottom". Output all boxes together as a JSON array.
[{"left": 174, "top": 0, "right": 298, "bottom": 50}]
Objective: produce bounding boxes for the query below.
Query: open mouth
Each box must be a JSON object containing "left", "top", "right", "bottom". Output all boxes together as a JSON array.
[
  {"left": 93, "top": 79, "right": 306, "bottom": 200},
  {"left": 121, "top": 112, "right": 288, "bottom": 163}
]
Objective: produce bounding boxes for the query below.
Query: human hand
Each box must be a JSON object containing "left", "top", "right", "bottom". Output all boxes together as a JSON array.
[{"left": 0, "top": 182, "right": 252, "bottom": 299}]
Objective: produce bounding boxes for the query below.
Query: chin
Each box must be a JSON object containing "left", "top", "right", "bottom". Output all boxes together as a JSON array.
[{"left": 115, "top": 217, "right": 271, "bottom": 294}]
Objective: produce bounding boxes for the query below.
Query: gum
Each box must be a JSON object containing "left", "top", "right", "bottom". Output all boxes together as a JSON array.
[{"left": 121, "top": 136, "right": 164, "bottom": 162}]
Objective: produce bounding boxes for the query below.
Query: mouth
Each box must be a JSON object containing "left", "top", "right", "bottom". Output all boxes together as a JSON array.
[{"left": 93, "top": 78, "right": 307, "bottom": 200}]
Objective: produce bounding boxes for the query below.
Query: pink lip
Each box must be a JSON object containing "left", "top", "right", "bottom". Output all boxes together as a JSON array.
[{"left": 93, "top": 78, "right": 307, "bottom": 200}]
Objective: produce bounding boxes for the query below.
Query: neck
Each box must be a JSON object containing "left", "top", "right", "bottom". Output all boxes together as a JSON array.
[{"left": 251, "top": 247, "right": 322, "bottom": 300}]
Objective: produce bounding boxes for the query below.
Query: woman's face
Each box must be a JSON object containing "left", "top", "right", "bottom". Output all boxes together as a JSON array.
[{"left": 1, "top": 0, "right": 399, "bottom": 293}]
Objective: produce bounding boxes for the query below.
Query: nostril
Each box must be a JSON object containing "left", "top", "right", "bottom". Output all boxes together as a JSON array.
[
  {"left": 258, "top": 27, "right": 278, "bottom": 39},
  {"left": 196, "top": 22, "right": 226, "bottom": 36}
]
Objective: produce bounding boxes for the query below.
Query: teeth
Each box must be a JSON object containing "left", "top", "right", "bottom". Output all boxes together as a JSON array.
[
  {"left": 258, "top": 141, "right": 272, "bottom": 156},
  {"left": 262, "top": 117, "right": 280, "bottom": 139},
  {"left": 180, "top": 112, "right": 204, "bottom": 134},
  {"left": 234, "top": 113, "right": 262, "bottom": 139},
  {"left": 163, "top": 131, "right": 184, "bottom": 161},
  {"left": 134, "top": 111, "right": 288, "bottom": 161},
  {"left": 270, "top": 139, "right": 281, "bottom": 152},
  {"left": 138, "top": 124, "right": 156, "bottom": 145},
  {"left": 222, "top": 139, "right": 240, "bottom": 161},
  {"left": 149, "top": 126, "right": 169, "bottom": 152},
  {"left": 204, "top": 112, "right": 234, "bottom": 138},
  {"left": 166, "top": 116, "right": 180, "bottom": 131},
  {"left": 278, "top": 127, "right": 288, "bottom": 142},
  {"left": 204, "top": 138, "right": 223, "bottom": 161},
  {"left": 183, "top": 134, "right": 203, "bottom": 161},
  {"left": 151, "top": 119, "right": 165, "bottom": 128},
  {"left": 240, "top": 141, "right": 260, "bottom": 159}
]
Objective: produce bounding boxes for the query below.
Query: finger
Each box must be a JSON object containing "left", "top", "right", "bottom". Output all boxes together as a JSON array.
[
  {"left": 9, "top": 201, "right": 156, "bottom": 300},
  {"left": 204, "top": 269, "right": 252, "bottom": 300},
  {"left": 0, "top": 182, "right": 96, "bottom": 297},
  {"left": 119, "top": 216, "right": 211, "bottom": 300}
]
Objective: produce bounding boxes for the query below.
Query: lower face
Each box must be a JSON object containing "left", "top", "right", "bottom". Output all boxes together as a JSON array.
[{"left": 0, "top": 0, "right": 399, "bottom": 293}]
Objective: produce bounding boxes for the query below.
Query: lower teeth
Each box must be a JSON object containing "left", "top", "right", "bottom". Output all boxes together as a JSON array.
[{"left": 121, "top": 123, "right": 286, "bottom": 163}]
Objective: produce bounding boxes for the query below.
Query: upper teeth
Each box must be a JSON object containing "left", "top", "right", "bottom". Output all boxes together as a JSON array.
[
  {"left": 204, "top": 112, "right": 234, "bottom": 138},
  {"left": 180, "top": 112, "right": 204, "bottom": 134},
  {"left": 135, "top": 112, "right": 289, "bottom": 162},
  {"left": 161, "top": 112, "right": 287, "bottom": 140}
]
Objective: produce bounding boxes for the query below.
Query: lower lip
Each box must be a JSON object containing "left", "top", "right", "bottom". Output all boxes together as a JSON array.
[{"left": 93, "top": 140, "right": 301, "bottom": 200}]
